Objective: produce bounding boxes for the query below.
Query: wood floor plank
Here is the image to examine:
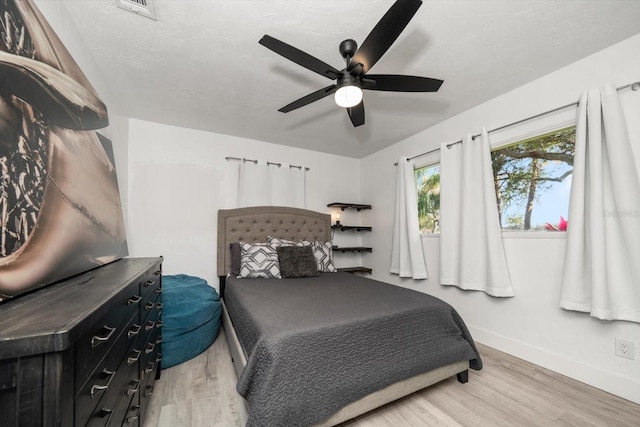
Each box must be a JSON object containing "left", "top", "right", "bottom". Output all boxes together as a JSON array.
[
  {"left": 395, "top": 395, "right": 462, "bottom": 427},
  {"left": 144, "top": 329, "right": 640, "bottom": 427},
  {"left": 158, "top": 402, "right": 191, "bottom": 427}
]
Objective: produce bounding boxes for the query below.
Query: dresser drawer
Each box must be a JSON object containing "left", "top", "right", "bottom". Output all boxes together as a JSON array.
[
  {"left": 139, "top": 380, "right": 157, "bottom": 421},
  {"left": 122, "top": 400, "right": 141, "bottom": 427},
  {"left": 140, "top": 296, "right": 162, "bottom": 326},
  {"left": 139, "top": 323, "right": 161, "bottom": 420},
  {"left": 140, "top": 308, "right": 161, "bottom": 349},
  {"left": 84, "top": 360, "right": 138, "bottom": 427},
  {"left": 139, "top": 268, "right": 162, "bottom": 308},
  {"left": 75, "top": 314, "right": 138, "bottom": 427},
  {"left": 83, "top": 360, "right": 137, "bottom": 427},
  {"left": 141, "top": 326, "right": 161, "bottom": 376},
  {"left": 141, "top": 298, "right": 161, "bottom": 316},
  {"left": 75, "top": 289, "right": 141, "bottom": 390}
]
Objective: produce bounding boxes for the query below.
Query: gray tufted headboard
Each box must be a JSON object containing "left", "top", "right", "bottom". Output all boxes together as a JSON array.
[{"left": 217, "top": 206, "right": 331, "bottom": 277}]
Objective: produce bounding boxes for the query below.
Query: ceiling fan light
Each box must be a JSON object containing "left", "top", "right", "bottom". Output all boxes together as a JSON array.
[{"left": 335, "top": 85, "right": 363, "bottom": 108}]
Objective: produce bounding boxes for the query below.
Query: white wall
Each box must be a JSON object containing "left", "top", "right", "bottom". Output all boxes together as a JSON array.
[
  {"left": 127, "top": 119, "right": 362, "bottom": 287},
  {"left": 35, "top": 0, "right": 131, "bottom": 221},
  {"left": 361, "top": 33, "right": 640, "bottom": 404}
]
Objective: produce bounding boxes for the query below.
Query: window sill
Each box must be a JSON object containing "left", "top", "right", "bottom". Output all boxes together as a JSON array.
[
  {"left": 501, "top": 231, "right": 566, "bottom": 239},
  {"left": 420, "top": 231, "right": 567, "bottom": 239},
  {"left": 420, "top": 233, "right": 440, "bottom": 238}
]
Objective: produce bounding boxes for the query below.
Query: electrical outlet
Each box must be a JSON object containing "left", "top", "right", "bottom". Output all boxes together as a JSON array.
[{"left": 615, "top": 338, "right": 635, "bottom": 360}]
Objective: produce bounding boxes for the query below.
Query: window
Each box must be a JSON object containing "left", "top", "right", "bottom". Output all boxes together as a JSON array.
[
  {"left": 415, "top": 163, "right": 440, "bottom": 233},
  {"left": 491, "top": 126, "right": 575, "bottom": 231},
  {"left": 414, "top": 126, "right": 575, "bottom": 234}
]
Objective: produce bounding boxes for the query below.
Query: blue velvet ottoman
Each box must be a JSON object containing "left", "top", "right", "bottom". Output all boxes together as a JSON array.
[{"left": 161, "top": 274, "right": 221, "bottom": 369}]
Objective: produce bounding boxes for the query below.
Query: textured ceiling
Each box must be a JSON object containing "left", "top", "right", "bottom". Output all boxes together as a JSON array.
[{"left": 53, "top": 0, "right": 640, "bottom": 158}]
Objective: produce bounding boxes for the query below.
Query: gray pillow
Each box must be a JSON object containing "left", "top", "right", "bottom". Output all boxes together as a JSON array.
[
  {"left": 277, "top": 246, "right": 319, "bottom": 278},
  {"left": 230, "top": 242, "right": 241, "bottom": 276}
]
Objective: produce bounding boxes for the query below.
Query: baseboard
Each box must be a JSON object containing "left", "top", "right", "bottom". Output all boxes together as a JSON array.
[{"left": 468, "top": 325, "right": 640, "bottom": 405}]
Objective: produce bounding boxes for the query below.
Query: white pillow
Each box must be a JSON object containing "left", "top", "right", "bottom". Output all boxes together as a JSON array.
[
  {"left": 267, "top": 236, "right": 297, "bottom": 246},
  {"left": 310, "top": 240, "right": 336, "bottom": 273}
]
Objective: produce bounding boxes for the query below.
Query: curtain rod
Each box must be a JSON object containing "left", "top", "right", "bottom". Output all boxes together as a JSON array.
[
  {"left": 225, "top": 156, "right": 310, "bottom": 171},
  {"left": 395, "top": 80, "right": 640, "bottom": 165}
]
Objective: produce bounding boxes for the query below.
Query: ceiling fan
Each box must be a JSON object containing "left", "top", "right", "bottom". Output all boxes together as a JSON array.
[{"left": 259, "top": 0, "right": 443, "bottom": 127}]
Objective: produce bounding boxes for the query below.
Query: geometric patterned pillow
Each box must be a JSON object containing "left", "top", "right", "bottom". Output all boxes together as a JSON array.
[
  {"left": 267, "top": 236, "right": 312, "bottom": 247},
  {"left": 310, "top": 241, "right": 336, "bottom": 273},
  {"left": 267, "top": 236, "right": 297, "bottom": 247},
  {"left": 239, "top": 242, "right": 281, "bottom": 279}
]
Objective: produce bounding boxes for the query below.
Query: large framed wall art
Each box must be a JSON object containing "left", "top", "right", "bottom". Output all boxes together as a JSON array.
[{"left": 0, "top": 0, "right": 128, "bottom": 301}]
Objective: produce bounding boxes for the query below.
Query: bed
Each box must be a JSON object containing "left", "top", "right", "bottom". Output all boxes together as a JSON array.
[{"left": 217, "top": 206, "right": 482, "bottom": 427}]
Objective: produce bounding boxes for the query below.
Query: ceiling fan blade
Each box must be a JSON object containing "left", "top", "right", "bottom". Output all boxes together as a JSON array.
[
  {"left": 349, "top": 0, "right": 422, "bottom": 74},
  {"left": 279, "top": 84, "right": 337, "bottom": 113},
  {"left": 364, "top": 75, "right": 443, "bottom": 92},
  {"left": 347, "top": 101, "right": 365, "bottom": 127},
  {"left": 260, "top": 35, "right": 342, "bottom": 80}
]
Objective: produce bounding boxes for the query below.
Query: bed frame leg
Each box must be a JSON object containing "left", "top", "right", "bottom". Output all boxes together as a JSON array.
[
  {"left": 456, "top": 370, "right": 469, "bottom": 384},
  {"left": 219, "top": 276, "right": 226, "bottom": 299}
]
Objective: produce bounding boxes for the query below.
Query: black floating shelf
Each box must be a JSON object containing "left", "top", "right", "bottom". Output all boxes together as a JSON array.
[
  {"left": 331, "top": 225, "right": 372, "bottom": 232},
  {"left": 338, "top": 267, "right": 373, "bottom": 274},
  {"left": 332, "top": 246, "right": 373, "bottom": 253},
  {"left": 327, "top": 202, "right": 372, "bottom": 211}
]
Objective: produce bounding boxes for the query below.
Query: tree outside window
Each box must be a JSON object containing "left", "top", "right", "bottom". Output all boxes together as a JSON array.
[
  {"left": 491, "top": 126, "right": 575, "bottom": 230},
  {"left": 415, "top": 164, "right": 440, "bottom": 233}
]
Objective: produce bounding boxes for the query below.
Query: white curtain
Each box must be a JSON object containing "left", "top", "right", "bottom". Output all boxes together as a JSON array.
[
  {"left": 238, "top": 160, "right": 306, "bottom": 208},
  {"left": 390, "top": 157, "right": 428, "bottom": 279},
  {"left": 560, "top": 84, "right": 640, "bottom": 323},
  {"left": 440, "top": 129, "right": 514, "bottom": 297}
]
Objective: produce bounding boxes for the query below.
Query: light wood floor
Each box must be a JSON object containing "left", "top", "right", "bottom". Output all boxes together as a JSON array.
[{"left": 144, "top": 327, "right": 640, "bottom": 427}]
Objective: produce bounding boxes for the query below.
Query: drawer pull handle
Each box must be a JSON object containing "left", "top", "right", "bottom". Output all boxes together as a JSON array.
[
  {"left": 144, "top": 362, "right": 155, "bottom": 374},
  {"left": 145, "top": 343, "right": 155, "bottom": 354},
  {"left": 127, "top": 415, "right": 139, "bottom": 424},
  {"left": 128, "top": 295, "right": 142, "bottom": 305},
  {"left": 155, "top": 287, "right": 163, "bottom": 294},
  {"left": 91, "top": 326, "right": 116, "bottom": 348},
  {"left": 155, "top": 302, "right": 164, "bottom": 309},
  {"left": 98, "top": 408, "right": 113, "bottom": 416},
  {"left": 128, "top": 324, "right": 142, "bottom": 338},
  {"left": 144, "top": 385, "right": 154, "bottom": 397},
  {"left": 155, "top": 353, "right": 162, "bottom": 363},
  {"left": 127, "top": 379, "right": 141, "bottom": 396},
  {"left": 90, "top": 369, "right": 116, "bottom": 399},
  {"left": 127, "top": 349, "right": 142, "bottom": 365},
  {"left": 144, "top": 279, "right": 156, "bottom": 288},
  {"left": 155, "top": 320, "right": 163, "bottom": 329},
  {"left": 98, "top": 407, "right": 114, "bottom": 422},
  {"left": 153, "top": 270, "right": 161, "bottom": 276},
  {"left": 144, "top": 302, "right": 154, "bottom": 311},
  {"left": 156, "top": 335, "right": 163, "bottom": 344},
  {"left": 145, "top": 321, "right": 155, "bottom": 331}
]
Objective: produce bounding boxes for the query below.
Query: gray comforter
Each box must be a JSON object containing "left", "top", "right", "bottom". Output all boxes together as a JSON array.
[{"left": 224, "top": 272, "right": 482, "bottom": 427}]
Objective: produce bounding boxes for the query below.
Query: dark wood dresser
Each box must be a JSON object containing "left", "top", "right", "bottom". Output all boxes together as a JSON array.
[{"left": 0, "top": 257, "right": 163, "bottom": 427}]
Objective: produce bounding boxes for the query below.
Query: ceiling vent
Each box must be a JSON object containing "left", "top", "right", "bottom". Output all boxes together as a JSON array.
[{"left": 117, "top": 0, "right": 157, "bottom": 20}]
